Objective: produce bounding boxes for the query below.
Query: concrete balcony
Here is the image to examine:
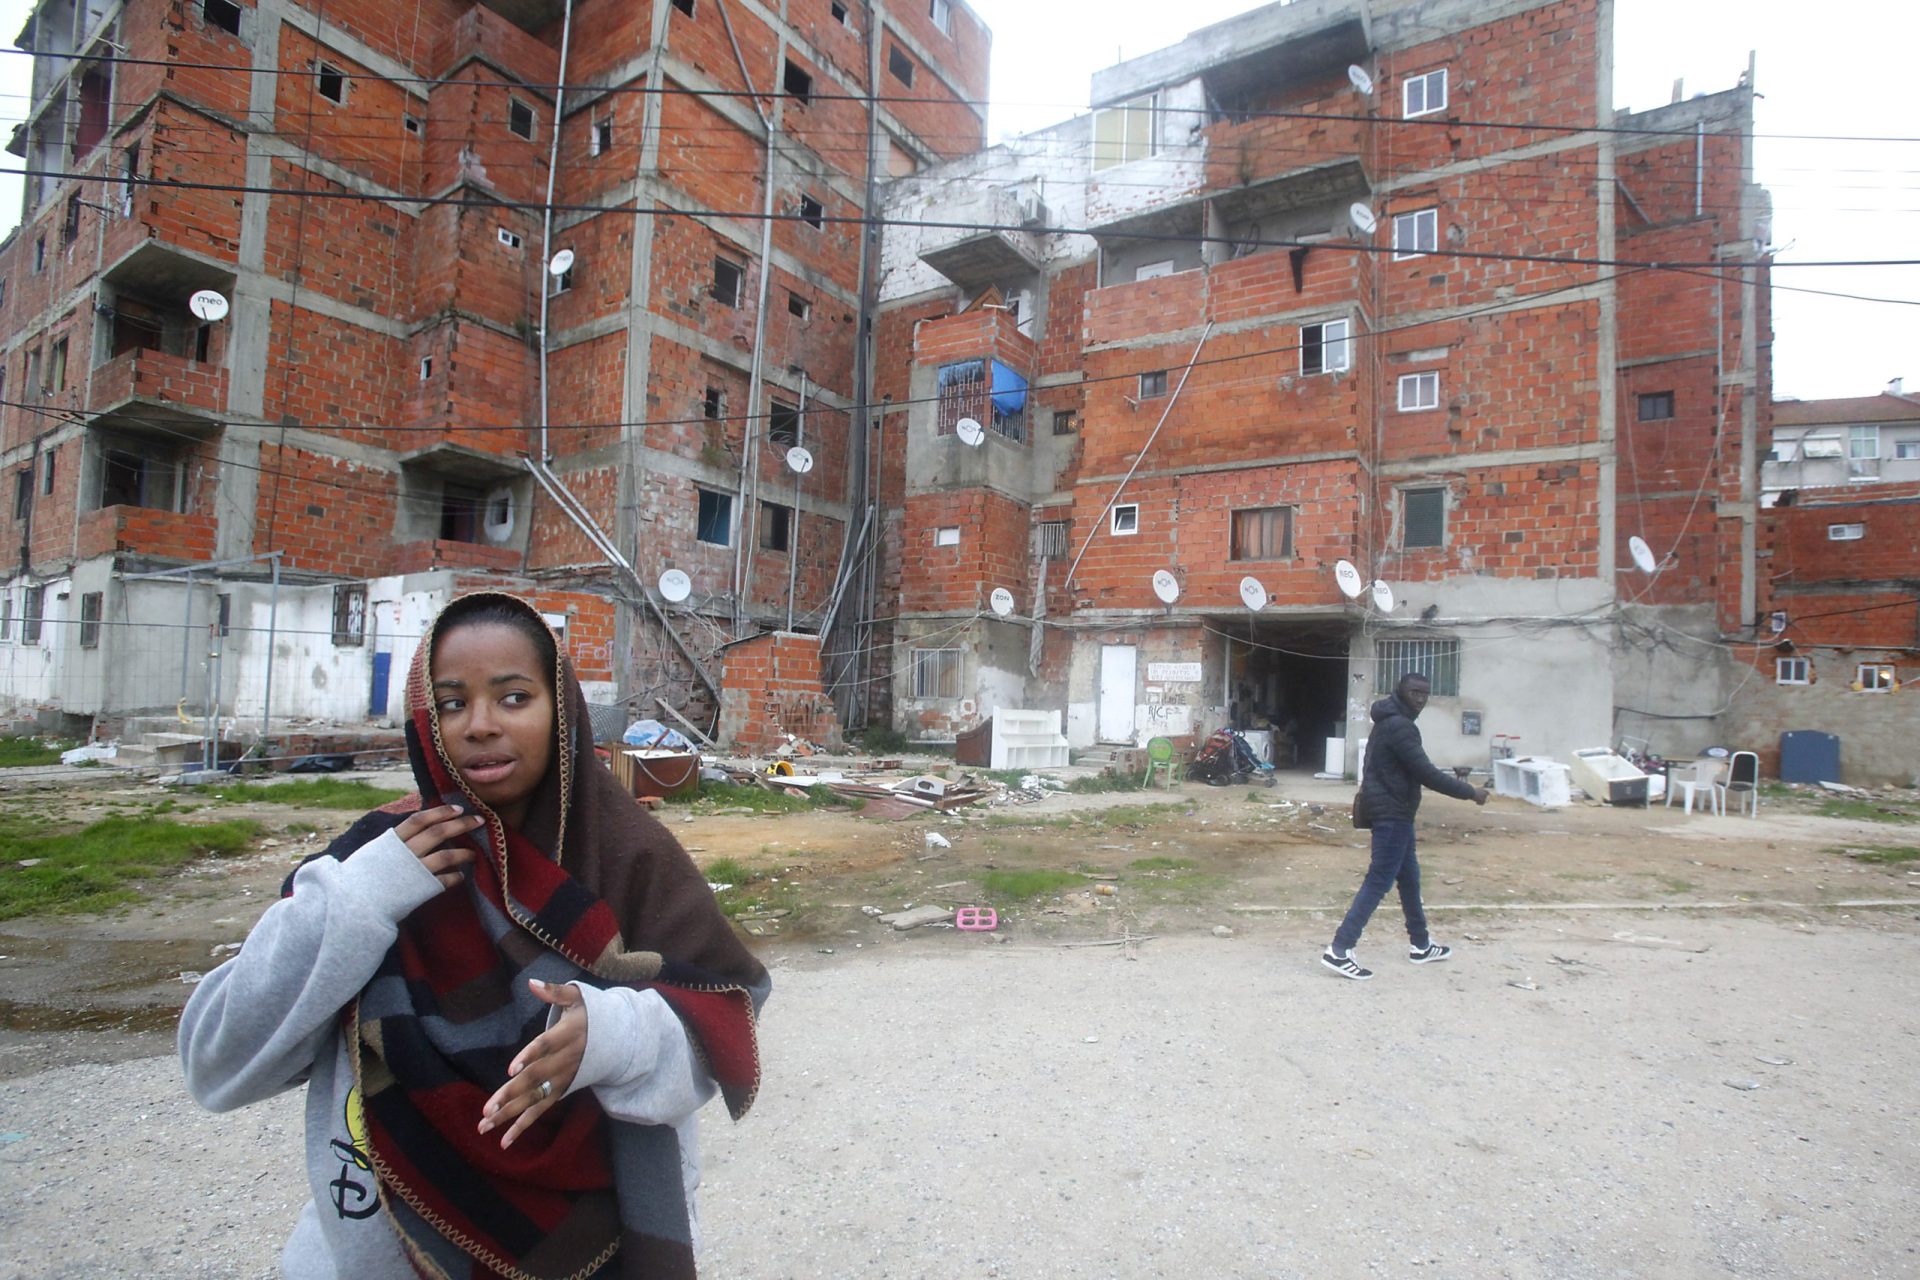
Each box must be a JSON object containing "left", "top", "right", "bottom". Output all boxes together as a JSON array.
[
  {"left": 914, "top": 186, "right": 1047, "bottom": 290},
  {"left": 77, "top": 505, "right": 218, "bottom": 561},
  {"left": 1201, "top": 112, "right": 1372, "bottom": 208},
  {"left": 88, "top": 348, "right": 229, "bottom": 435},
  {"left": 472, "top": 0, "right": 566, "bottom": 35},
  {"left": 1085, "top": 245, "right": 1373, "bottom": 346}
]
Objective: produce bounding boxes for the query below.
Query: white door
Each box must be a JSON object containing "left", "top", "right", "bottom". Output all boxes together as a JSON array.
[{"left": 1098, "top": 644, "right": 1137, "bottom": 744}]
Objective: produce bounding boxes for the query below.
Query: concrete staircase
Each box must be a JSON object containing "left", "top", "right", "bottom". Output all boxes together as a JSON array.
[
  {"left": 114, "top": 716, "right": 217, "bottom": 769},
  {"left": 1071, "top": 746, "right": 1128, "bottom": 770}
]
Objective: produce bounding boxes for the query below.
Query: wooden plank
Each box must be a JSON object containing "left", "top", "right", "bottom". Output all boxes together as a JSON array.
[{"left": 655, "top": 697, "right": 717, "bottom": 748}]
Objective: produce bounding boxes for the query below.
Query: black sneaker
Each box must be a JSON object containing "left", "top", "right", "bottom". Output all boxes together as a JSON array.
[
  {"left": 1408, "top": 943, "right": 1452, "bottom": 964},
  {"left": 1321, "top": 950, "right": 1373, "bottom": 980}
]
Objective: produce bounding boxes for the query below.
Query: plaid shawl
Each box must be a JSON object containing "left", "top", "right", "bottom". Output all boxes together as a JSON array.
[{"left": 296, "top": 594, "right": 766, "bottom": 1280}]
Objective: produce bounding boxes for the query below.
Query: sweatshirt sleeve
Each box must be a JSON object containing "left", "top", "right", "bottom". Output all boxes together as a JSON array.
[
  {"left": 553, "top": 983, "right": 716, "bottom": 1126},
  {"left": 1392, "top": 720, "right": 1479, "bottom": 801},
  {"left": 178, "top": 827, "right": 448, "bottom": 1112}
]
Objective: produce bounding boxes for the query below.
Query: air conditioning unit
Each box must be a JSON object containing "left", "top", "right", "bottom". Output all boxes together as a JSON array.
[{"left": 1014, "top": 191, "right": 1049, "bottom": 228}]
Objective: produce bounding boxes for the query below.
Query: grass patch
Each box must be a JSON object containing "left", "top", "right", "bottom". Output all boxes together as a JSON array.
[
  {"left": 1656, "top": 876, "right": 1697, "bottom": 895},
  {"left": 855, "top": 726, "right": 910, "bottom": 754},
  {"left": 697, "top": 857, "right": 801, "bottom": 919},
  {"left": 668, "top": 780, "right": 859, "bottom": 814},
  {"left": 980, "top": 867, "right": 1087, "bottom": 900},
  {"left": 200, "top": 778, "right": 408, "bottom": 810},
  {"left": 0, "top": 815, "right": 261, "bottom": 919},
  {"left": 1839, "top": 845, "right": 1920, "bottom": 865},
  {"left": 1815, "top": 797, "right": 1919, "bottom": 824},
  {"left": 0, "top": 737, "right": 77, "bottom": 768},
  {"left": 1129, "top": 855, "right": 1197, "bottom": 872},
  {"left": 1067, "top": 771, "right": 1147, "bottom": 794}
]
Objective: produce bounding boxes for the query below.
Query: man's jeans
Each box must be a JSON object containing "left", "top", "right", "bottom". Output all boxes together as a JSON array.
[{"left": 1332, "top": 819, "right": 1429, "bottom": 953}]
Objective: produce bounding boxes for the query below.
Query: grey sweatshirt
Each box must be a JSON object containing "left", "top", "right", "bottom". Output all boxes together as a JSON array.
[{"left": 178, "top": 827, "right": 716, "bottom": 1279}]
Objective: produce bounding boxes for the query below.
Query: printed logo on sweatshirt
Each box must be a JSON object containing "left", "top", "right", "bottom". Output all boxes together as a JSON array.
[{"left": 329, "top": 1085, "right": 380, "bottom": 1220}]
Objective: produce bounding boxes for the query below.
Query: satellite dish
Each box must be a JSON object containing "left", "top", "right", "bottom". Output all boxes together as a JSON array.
[
  {"left": 1370, "top": 580, "right": 1395, "bottom": 612},
  {"left": 1627, "top": 535, "right": 1657, "bottom": 574},
  {"left": 1349, "top": 203, "right": 1377, "bottom": 235},
  {"left": 548, "top": 248, "right": 575, "bottom": 277},
  {"left": 1151, "top": 570, "right": 1181, "bottom": 605},
  {"left": 989, "top": 587, "right": 1015, "bottom": 617},
  {"left": 1333, "top": 559, "right": 1364, "bottom": 599},
  {"left": 188, "top": 290, "right": 229, "bottom": 323},
  {"left": 1347, "top": 64, "right": 1374, "bottom": 95},
  {"left": 1239, "top": 576, "right": 1268, "bottom": 612},
  {"left": 955, "top": 417, "right": 986, "bottom": 447},
  {"left": 657, "top": 569, "right": 692, "bottom": 604},
  {"left": 785, "top": 446, "right": 815, "bottom": 474}
]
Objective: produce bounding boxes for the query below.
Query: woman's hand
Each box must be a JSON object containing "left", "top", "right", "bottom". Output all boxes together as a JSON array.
[
  {"left": 392, "top": 803, "right": 484, "bottom": 889},
  {"left": 479, "top": 980, "right": 588, "bottom": 1148}
]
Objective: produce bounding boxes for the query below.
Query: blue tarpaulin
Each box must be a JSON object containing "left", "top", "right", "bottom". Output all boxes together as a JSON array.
[{"left": 990, "top": 361, "right": 1028, "bottom": 416}]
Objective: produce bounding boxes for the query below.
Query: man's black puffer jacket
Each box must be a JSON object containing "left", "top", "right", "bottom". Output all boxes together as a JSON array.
[{"left": 1359, "top": 694, "right": 1476, "bottom": 822}]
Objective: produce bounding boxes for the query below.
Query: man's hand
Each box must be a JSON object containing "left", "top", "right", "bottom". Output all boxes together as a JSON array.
[{"left": 1473, "top": 787, "right": 1491, "bottom": 806}]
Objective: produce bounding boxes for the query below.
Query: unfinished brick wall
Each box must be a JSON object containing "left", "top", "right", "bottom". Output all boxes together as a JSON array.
[{"left": 716, "top": 632, "right": 846, "bottom": 754}]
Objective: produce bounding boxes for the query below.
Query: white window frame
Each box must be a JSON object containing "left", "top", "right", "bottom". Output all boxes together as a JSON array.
[
  {"left": 1111, "top": 504, "right": 1140, "bottom": 536},
  {"left": 1775, "top": 657, "right": 1809, "bottom": 686},
  {"left": 1856, "top": 663, "right": 1895, "bottom": 692},
  {"left": 934, "top": 526, "right": 960, "bottom": 547},
  {"left": 1134, "top": 260, "right": 1175, "bottom": 281},
  {"left": 696, "top": 488, "right": 734, "bottom": 546},
  {"left": 1895, "top": 439, "right": 1920, "bottom": 460},
  {"left": 928, "top": 0, "right": 952, "bottom": 34},
  {"left": 1092, "top": 92, "right": 1159, "bottom": 172},
  {"left": 315, "top": 61, "right": 346, "bottom": 105},
  {"left": 1300, "top": 319, "right": 1351, "bottom": 375},
  {"left": 591, "top": 117, "right": 613, "bottom": 156},
  {"left": 1398, "top": 371, "right": 1440, "bottom": 411},
  {"left": 1827, "top": 523, "right": 1864, "bottom": 541},
  {"left": 507, "top": 96, "right": 536, "bottom": 141},
  {"left": 1402, "top": 69, "right": 1447, "bottom": 118},
  {"left": 1392, "top": 208, "right": 1438, "bottom": 260},
  {"left": 1377, "top": 637, "right": 1461, "bottom": 696},
  {"left": 1848, "top": 425, "right": 1880, "bottom": 460},
  {"left": 1139, "top": 370, "right": 1168, "bottom": 399},
  {"left": 497, "top": 227, "right": 522, "bottom": 249}
]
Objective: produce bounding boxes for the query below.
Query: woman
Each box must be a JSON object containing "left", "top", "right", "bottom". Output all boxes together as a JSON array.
[{"left": 180, "top": 593, "right": 768, "bottom": 1279}]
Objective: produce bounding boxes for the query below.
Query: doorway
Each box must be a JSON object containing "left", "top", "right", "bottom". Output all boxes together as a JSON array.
[{"left": 1098, "top": 644, "right": 1137, "bottom": 743}]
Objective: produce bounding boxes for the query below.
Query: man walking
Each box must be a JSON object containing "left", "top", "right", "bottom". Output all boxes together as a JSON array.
[{"left": 1323, "top": 672, "right": 1489, "bottom": 980}]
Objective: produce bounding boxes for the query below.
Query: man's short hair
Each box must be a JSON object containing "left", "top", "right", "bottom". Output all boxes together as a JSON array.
[{"left": 1396, "top": 672, "right": 1431, "bottom": 694}]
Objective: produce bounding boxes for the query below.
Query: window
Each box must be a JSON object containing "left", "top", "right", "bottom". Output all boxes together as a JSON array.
[
  {"left": 799, "top": 194, "right": 824, "bottom": 229},
  {"left": 1230, "top": 506, "right": 1294, "bottom": 561},
  {"left": 1403, "top": 69, "right": 1447, "bottom": 117},
  {"left": 420, "top": 356, "right": 433, "bottom": 380},
  {"left": 13, "top": 468, "right": 30, "bottom": 519},
  {"left": 204, "top": 0, "right": 242, "bottom": 36},
  {"left": 886, "top": 135, "right": 919, "bottom": 177},
  {"left": 498, "top": 227, "right": 523, "bottom": 249},
  {"left": 1036, "top": 520, "right": 1069, "bottom": 558},
  {"left": 929, "top": 0, "right": 952, "bottom": 33},
  {"left": 549, "top": 264, "right": 573, "bottom": 295},
  {"left": 48, "top": 337, "right": 68, "bottom": 397},
  {"left": 787, "top": 292, "right": 810, "bottom": 320},
  {"left": 1300, "top": 319, "right": 1351, "bottom": 375},
  {"left": 759, "top": 501, "right": 792, "bottom": 552},
  {"left": 783, "top": 59, "right": 813, "bottom": 104},
  {"left": 1392, "top": 208, "right": 1438, "bottom": 259},
  {"left": 25, "top": 348, "right": 41, "bottom": 397},
  {"left": 439, "top": 482, "right": 487, "bottom": 542},
  {"left": 831, "top": 2, "right": 849, "bottom": 22},
  {"left": 910, "top": 648, "right": 962, "bottom": 699},
  {"left": 78, "top": 592, "right": 102, "bottom": 648},
  {"left": 1111, "top": 504, "right": 1139, "bottom": 536},
  {"left": 1827, "top": 522, "right": 1864, "bottom": 541},
  {"left": 592, "top": 118, "right": 614, "bottom": 155},
  {"left": 703, "top": 386, "right": 725, "bottom": 420},
  {"left": 331, "top": 584, "right": 366, "bottom": 646},
  {"left": 40, "top": 448, "right": 54, "bottom": 495},
  {"left": 316, "top": 63, "right": 346, "bottom": 104},
  {"left": 404, "top": 114, "right": 422, "bottom": 135},
  {"left": 216, "top": 593, "right": 232, "bottom": 638},
  {"left": 1857, "top": 663, "right": 1895, "bottom": 692},
  {"left": 769, "top": 401, "right": 800, "bottom": 446},
  {"left": 1052, "top": 411, "right": 1078, "bottom": 435},
  {"left": 1398, "top": 371, "right": 1440, "bottom": 411},
  {"left": 64, "top": 193, "right": 82, "bottom": 245},
  {"left": 1139, "top": 370, "right": 1167, "bottom": 399},
  {"left": 1638, "top": 391, "right": 1675, "bottom": 421},
  {"left": 507, "top": 98, "right": 535, "bottom": 140},
  {"left": 1134, "top": 260, "right": 1175, "bottom": 281},
  {"left": 1377, "top": 638, "right": 1461, "bottom": 697},
  {"left": 0, "top": 590, "right": 10, "bottom": 642},
  {"left": 696, "top": 489, "right": 733, "bottom": 545},
  {"left": 33, "top": 237, "right": 45, "bottom": 273},
  {"left": 1402, "top": 486, "right": 1446, "bottom": 548},
  {"left": 672, "top": 0, "right": 695, "bottom": 13},
  {"left": 934, "top": 526, "right": 960, "bottom": 547},
  {"left": 121, "top": 144, "right": 140, "bottom": 216},
  {"left": 888, "top": 45, "right": 914, "bottom": 87},
  {"left": 712, "top": 258, "right": 743, "bottom": 306},
  {"left": 22, "top": 585, "right": 45, "bottom": 645},
  {"left": 1776, "top": 657, "right": 1809, "bottom": 686},
  {"left": 1800, "top": 435, "right": 1843, "bottom": 459},
  {"left": 1848, "top": 425, "right": 1880, "bottom": 460},
  {"left": 1895, "top": 440, "right": 1920, "bottom": 460},
  {"left": 99, "top": 442, "right": 183, "bottom": 510},
  {"left": 1092, "top": 92, "right": 1158, "bottom": 171}
]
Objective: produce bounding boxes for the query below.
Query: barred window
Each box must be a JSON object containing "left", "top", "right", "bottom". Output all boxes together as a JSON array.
[
  {"left": 79, "top": 592, "right": 103, "bottom": 648},
  {"left": 332, "top": 583, "right": 367, "bottom": 646},
  {"left": 1035, "top": 520, "right": 1069, "bottom": 558},
  {"left": 1377, "top": 638, "right": 1460, "bottom": 697},
  {"left": 910, "top": 647, "right": 963, "bottom": 699}
]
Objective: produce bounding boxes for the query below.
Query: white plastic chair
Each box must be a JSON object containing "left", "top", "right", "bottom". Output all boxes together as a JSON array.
[
  {"left": 1664, "top": 759, "right": 1725, "bottom": 815},
  {"left": 1716, "top": 751, "right": 1760, "bottom": 818}
]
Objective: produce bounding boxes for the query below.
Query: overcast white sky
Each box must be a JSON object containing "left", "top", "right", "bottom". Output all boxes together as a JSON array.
[{"left": 0, "top": 0, "right": 1912, "bottom": 401}]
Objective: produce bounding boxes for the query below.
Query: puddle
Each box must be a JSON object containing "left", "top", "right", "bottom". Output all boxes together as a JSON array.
[{"left": 0, "top": 999, "right": 179, "bottom": 1036}]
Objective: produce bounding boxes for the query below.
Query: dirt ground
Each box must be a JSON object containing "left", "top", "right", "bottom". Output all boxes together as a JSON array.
[{"left": 2, "top": 763, "right": 1919, "bottom": 1277}]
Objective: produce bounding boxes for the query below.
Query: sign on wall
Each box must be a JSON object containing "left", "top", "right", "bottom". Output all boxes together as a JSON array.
[{"left": 1147, "top": 662, "right": 1202, "bottom": 683}]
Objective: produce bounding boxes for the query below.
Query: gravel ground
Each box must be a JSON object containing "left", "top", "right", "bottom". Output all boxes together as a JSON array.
[{"left": 3, "top": 909, "right": 1918, "bottom": 1278}]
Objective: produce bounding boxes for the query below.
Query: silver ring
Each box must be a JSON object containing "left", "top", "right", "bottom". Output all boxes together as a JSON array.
[{"left": 536, "top": 1079, "right": 553, "bottom": 1102}]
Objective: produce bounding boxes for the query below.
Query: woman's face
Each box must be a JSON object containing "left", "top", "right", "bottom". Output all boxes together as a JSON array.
[{"left": 431, "top": 622, "right": 555, "bottom": 829}]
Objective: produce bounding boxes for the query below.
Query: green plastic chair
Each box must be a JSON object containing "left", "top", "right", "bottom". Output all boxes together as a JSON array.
[{"left": 1143, "top": 736, "right": 1178, "bottom": 790}]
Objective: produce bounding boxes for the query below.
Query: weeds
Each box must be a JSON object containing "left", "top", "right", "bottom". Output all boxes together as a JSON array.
[
  {"left": 199, "top": 779, "right": 408, "bottom": 810},
  {"left": 0, "top": 737, "right": 76, "bottom": 768},
  {"left": 0, "top": 815, "right": 261, "bottom": 919},
  {"left": 1815, "top": 797, "right": 1919, "bottom": 824},
  {"left": 980, "top": 868, "right": 1086, "bottom": 900},
  {"left": 1840, "top": 845, "right": 1920, "bottom": 865},
  {"left": 1129, "top": 856, "right": 1196, "bottom": 872},
  {"left": 855, "top": 726, "right": 910, "bottom": 754},
  {"left": 668, "top": 780, "right": 860, "bottom": 815},
  {"left": 1067, "top": 772, "right": 1146, "bottom": 794}
]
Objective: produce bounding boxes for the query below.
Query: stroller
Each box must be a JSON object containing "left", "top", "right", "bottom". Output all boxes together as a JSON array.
[{"left": 1187, "top": 729, "right": 1278, "bottom": 787}]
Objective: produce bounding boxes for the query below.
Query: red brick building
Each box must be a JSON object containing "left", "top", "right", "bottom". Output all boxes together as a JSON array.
[
  {"left": 871, "top": 0, "right": 1771, "bottom": 769},
  {"left": 0, "top": 0, "right": 987, "bottom": 742}
]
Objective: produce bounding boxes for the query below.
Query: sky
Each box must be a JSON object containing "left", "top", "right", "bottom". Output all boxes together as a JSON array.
[{"left": 0, "top": 0, "right": 1912, "bottom": 402}]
